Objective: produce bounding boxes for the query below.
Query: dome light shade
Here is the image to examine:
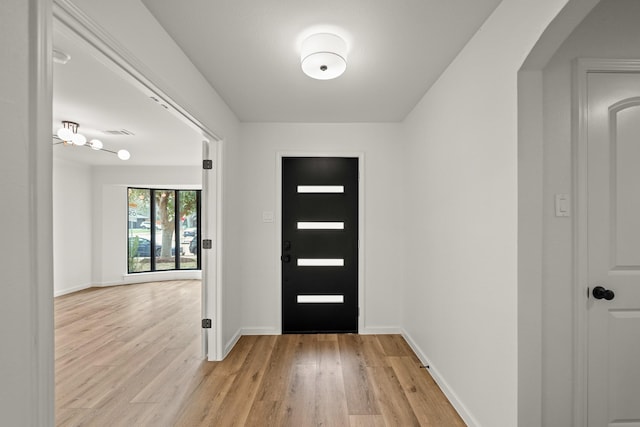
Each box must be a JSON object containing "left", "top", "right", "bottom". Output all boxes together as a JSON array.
[
  {"left": 117, "top": 149, "right": 131, "bottom": 161},
  {"left": 71, "top": 133, "right": 86, "bottom": 146},
  {"left": 89, "top": 139, "right": 103, "bottom": 150},
  {"left": 53, "top": 49, "right": 71, "bottom": 65},
  {"left": 301, "top": 33, "right": 347, "bottom": 80},
  {"left": 57, "top": 127, "right": 73, "bottom": 141}
]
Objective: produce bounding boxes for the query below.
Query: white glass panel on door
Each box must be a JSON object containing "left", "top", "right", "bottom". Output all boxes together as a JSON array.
[
  {"left": 297, "top": 222, "right": 345, "bottom": 230},
  {"left": 297, "top": 185, "right": 344, "bottom": 193},
  {"left": 297, "top": 295, "right": 344, "bottom": 303},
  {"left": 297, "top": 258, "right": 344, "bottom": 267}
]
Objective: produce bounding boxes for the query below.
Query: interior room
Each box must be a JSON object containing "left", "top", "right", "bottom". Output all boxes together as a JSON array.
[
  {"left": 2, "top": 0, "right": 639, "bottom": 426},
  {"left": 52, "top": 20, "right": 205, "bottom": 297}
]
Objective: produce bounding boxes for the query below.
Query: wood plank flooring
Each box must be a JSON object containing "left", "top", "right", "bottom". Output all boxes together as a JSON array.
[{"left": 55, "top": 280, "right": 466, "bottom": 426}]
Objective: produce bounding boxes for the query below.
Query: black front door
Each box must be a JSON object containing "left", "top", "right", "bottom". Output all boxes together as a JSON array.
[{"left": 282, "top": 157, "right": 359, "bottom": 333}]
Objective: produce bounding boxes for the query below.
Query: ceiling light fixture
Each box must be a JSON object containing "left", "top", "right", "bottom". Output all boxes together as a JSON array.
[
  {"left": 52, "top": 49, "right": 71, "bottom": 65},
  {"left": 54, "top": 120, "right": 130, "bottom": 161},
  {"left": 301, "top": 33, "right": 347, "bottom": 80}
]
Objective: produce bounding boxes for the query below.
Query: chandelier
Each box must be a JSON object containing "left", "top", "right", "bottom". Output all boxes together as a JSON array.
[{"left": 55, "top": 121, "right": 131, "bottom": 160}]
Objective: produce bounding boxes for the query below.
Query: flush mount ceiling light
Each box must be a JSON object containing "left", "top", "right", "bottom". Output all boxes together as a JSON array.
[
  {"left": 54, "top": 120, "right": 130, "bottom": 161},
  {"left": 52, "top": 49, "right": 71, "bottom": 65},
  {"left": 301, "top": 33, "right": 347, "bottom": 80}
]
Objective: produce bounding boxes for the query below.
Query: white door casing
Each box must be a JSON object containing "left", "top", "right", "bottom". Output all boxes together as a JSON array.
[
  {"left": 576, "top": 59, "right": 640, "bottom": 427},
  {"left": 202, "top": 139, "right": 224, "bottom": 361},
  {"left": 275, "top": 151, "right": 366, "bottom": 334}
]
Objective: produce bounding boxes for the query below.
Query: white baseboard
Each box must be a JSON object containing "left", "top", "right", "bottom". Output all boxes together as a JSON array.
[
  {"left": 241, "top": 327, "right": 281, "bottom": 335},
  {"left": 56, "top": 272, "right": 202, "bottom": 296},
  {"left": 54, "top": 283, "right": 92, "bottom": 297},
  {"left": 223, "top": 329, "right": 242, "bottom": 359},
  {"left": 401, "top": 329, "right": 479, "bottom": 427},
  {"left": 95, "top": 270, "right": 203, "bottom": 287},
  {"left": 222, "top": 328, "right": 278, "bottom": 360},
  {"left": 360, "top": 326, "right": 402, "bottom": 335}
]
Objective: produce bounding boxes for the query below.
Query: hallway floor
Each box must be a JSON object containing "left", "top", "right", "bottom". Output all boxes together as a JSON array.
[{"left": 55, "top": 280, "right": 464, "bottom": 426}]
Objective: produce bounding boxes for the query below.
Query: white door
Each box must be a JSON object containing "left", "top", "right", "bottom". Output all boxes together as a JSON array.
[{"left": 587, "top": 70, "right": 640, "bottom": 427}]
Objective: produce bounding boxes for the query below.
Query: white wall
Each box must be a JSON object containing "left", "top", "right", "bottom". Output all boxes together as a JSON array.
[
  {"left": 539, "top": 1, "right": 640, "bottom": 425},
  {"left": 402, "top": 0, "right": 572, "bottom": 426},
  {"left": 53, "top": 157, "right": 93, "bottom": 296},
  {"left": 0, "top": 0, "right": 53, "bottom": 424},
  {"left": 91, "top": 165, "right": 202, "bottom": 285},
  {"left": 237, "top": 123, "right": 405, "bottom": 336}
]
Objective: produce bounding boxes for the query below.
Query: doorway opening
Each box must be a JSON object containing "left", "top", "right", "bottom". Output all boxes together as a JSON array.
[{"left": 52, "top": 0, "right": 222, "bottom": 368}]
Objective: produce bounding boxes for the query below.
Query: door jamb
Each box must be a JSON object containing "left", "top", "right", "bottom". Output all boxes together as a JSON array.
[
  {"left": 573, "top": 58, "right": 640, "bottom": 426},
  {"left": 275, "top": 152, "right": 366, "bottom": 334}
]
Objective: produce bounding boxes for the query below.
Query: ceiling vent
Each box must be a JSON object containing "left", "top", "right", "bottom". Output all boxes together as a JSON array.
[{"left": 103, "top": 129, "right": 135, "bottom": 136}]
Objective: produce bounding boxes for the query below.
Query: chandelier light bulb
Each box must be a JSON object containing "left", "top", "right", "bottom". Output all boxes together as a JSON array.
[
  {"left": 52, "top": 49, "right": 71, "bottom": 65},
  {"left": 89, "top": 139, "right": 103, "bottom": 150},
  {"left": 117, "top": 149, "right": 131, "bottom": 161},
  {"left": 71, "top": 133, "right": 87, "bottom": 146},
  {"left": 57, "top": 127, "right": 73, "bottom": 141}
]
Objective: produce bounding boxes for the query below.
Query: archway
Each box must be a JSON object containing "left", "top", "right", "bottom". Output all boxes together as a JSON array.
[{"left": 518, "top": 0, "right": 601, "bottom": 425}]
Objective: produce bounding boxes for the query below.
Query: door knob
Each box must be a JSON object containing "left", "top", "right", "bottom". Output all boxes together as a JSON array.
[
  {"left": 281, "top": 254, "right": 291, "bottom": 263},
  {"left": 592, "top": 286, "right": 615, "bottom": 301}
]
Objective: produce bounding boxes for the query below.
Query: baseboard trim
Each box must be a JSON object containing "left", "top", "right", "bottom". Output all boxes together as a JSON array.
[
  {"left": 222, "top": 328, "right": 278, "bottom": 360},
  {"left": 54, "top": 283, "right": 92, "bottom": 297},
  {"left": 57, "top": 273, "right": 201, "bottom": 297},
  {"left": 95, "top": 270, "right": 203, "bottom": 288},
  {"left": 360, "top": 326, "right": 402, "bottom": 335},
  {"left": 401, "top": 329, "right": 480, "bottom": 427},
  {"left": 223, "top": 329, "right": 242, "bottom": 359},
  {"left": 241, "top": 327, "right": 281, "bottom": 335}
]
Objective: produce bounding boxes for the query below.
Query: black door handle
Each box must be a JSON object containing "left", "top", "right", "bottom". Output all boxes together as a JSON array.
[
  {"left": 592, "top": 286, "right": 615, "bottom": 301},
  {"left": 281, "top": 254, "right": 291, "bottom": 263}
]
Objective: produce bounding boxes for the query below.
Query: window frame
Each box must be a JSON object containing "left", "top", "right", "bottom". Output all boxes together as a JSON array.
[{"left": 127, "top": 187, "right": 201, "bottom": 274}]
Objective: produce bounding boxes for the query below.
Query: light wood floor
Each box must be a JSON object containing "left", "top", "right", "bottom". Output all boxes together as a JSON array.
[{"left": 55, "top": 280, "right": 465, "bottom": 426}]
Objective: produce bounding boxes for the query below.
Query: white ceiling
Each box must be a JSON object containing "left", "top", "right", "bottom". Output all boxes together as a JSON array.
[
  {"left": 52, "top": 23, "right": 202, "bottom": 166},
  {"left": 52, "top": 1, "right": 503, "bottom": 166},
  {"left": 141, "top": 0, "right": 503, "bottom": 122}
]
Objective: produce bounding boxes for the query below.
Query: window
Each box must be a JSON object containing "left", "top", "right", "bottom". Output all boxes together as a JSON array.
[{"left": 127, "top": 188, "right": 201, "bottom": 273}]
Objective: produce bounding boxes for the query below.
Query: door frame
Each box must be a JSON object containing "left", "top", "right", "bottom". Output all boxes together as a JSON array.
[
  {"left": 53, "top": 0, "right": 225, "bottom": 360},
  {"left": 573, "top": 58, "right": 640, "bottom": 426},
  {"left": 276, "top": 152, "right": 365, "bottom": 334}
]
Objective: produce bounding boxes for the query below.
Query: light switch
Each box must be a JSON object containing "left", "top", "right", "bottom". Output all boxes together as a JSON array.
[
  {"left": 262, "top": 211, "right": 274, "bottom": 223},
  {"left": 555, "top": 194, "right": 570, "bottom": 217}
]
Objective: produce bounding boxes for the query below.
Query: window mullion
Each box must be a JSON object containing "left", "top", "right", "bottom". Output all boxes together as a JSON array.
[
  {"left": 150, "top": 189, "right": 156, "bottom": 271},
  {"left": 175, "top": 190, "right": 181, "bottom": 270}
]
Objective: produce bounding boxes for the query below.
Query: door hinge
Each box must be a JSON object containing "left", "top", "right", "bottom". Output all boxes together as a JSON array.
[
  {"left": 203, "top": 159, "right": 213, "bottom": 170},
  {"left": 358, "top": 307, "right": 360, "bottom": 317},
  {"left": 202, "top": 239, "right": 213, "bottom": 249},
  {"left": 202, "top": 318, "right": 212, "bottom": 329}
]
